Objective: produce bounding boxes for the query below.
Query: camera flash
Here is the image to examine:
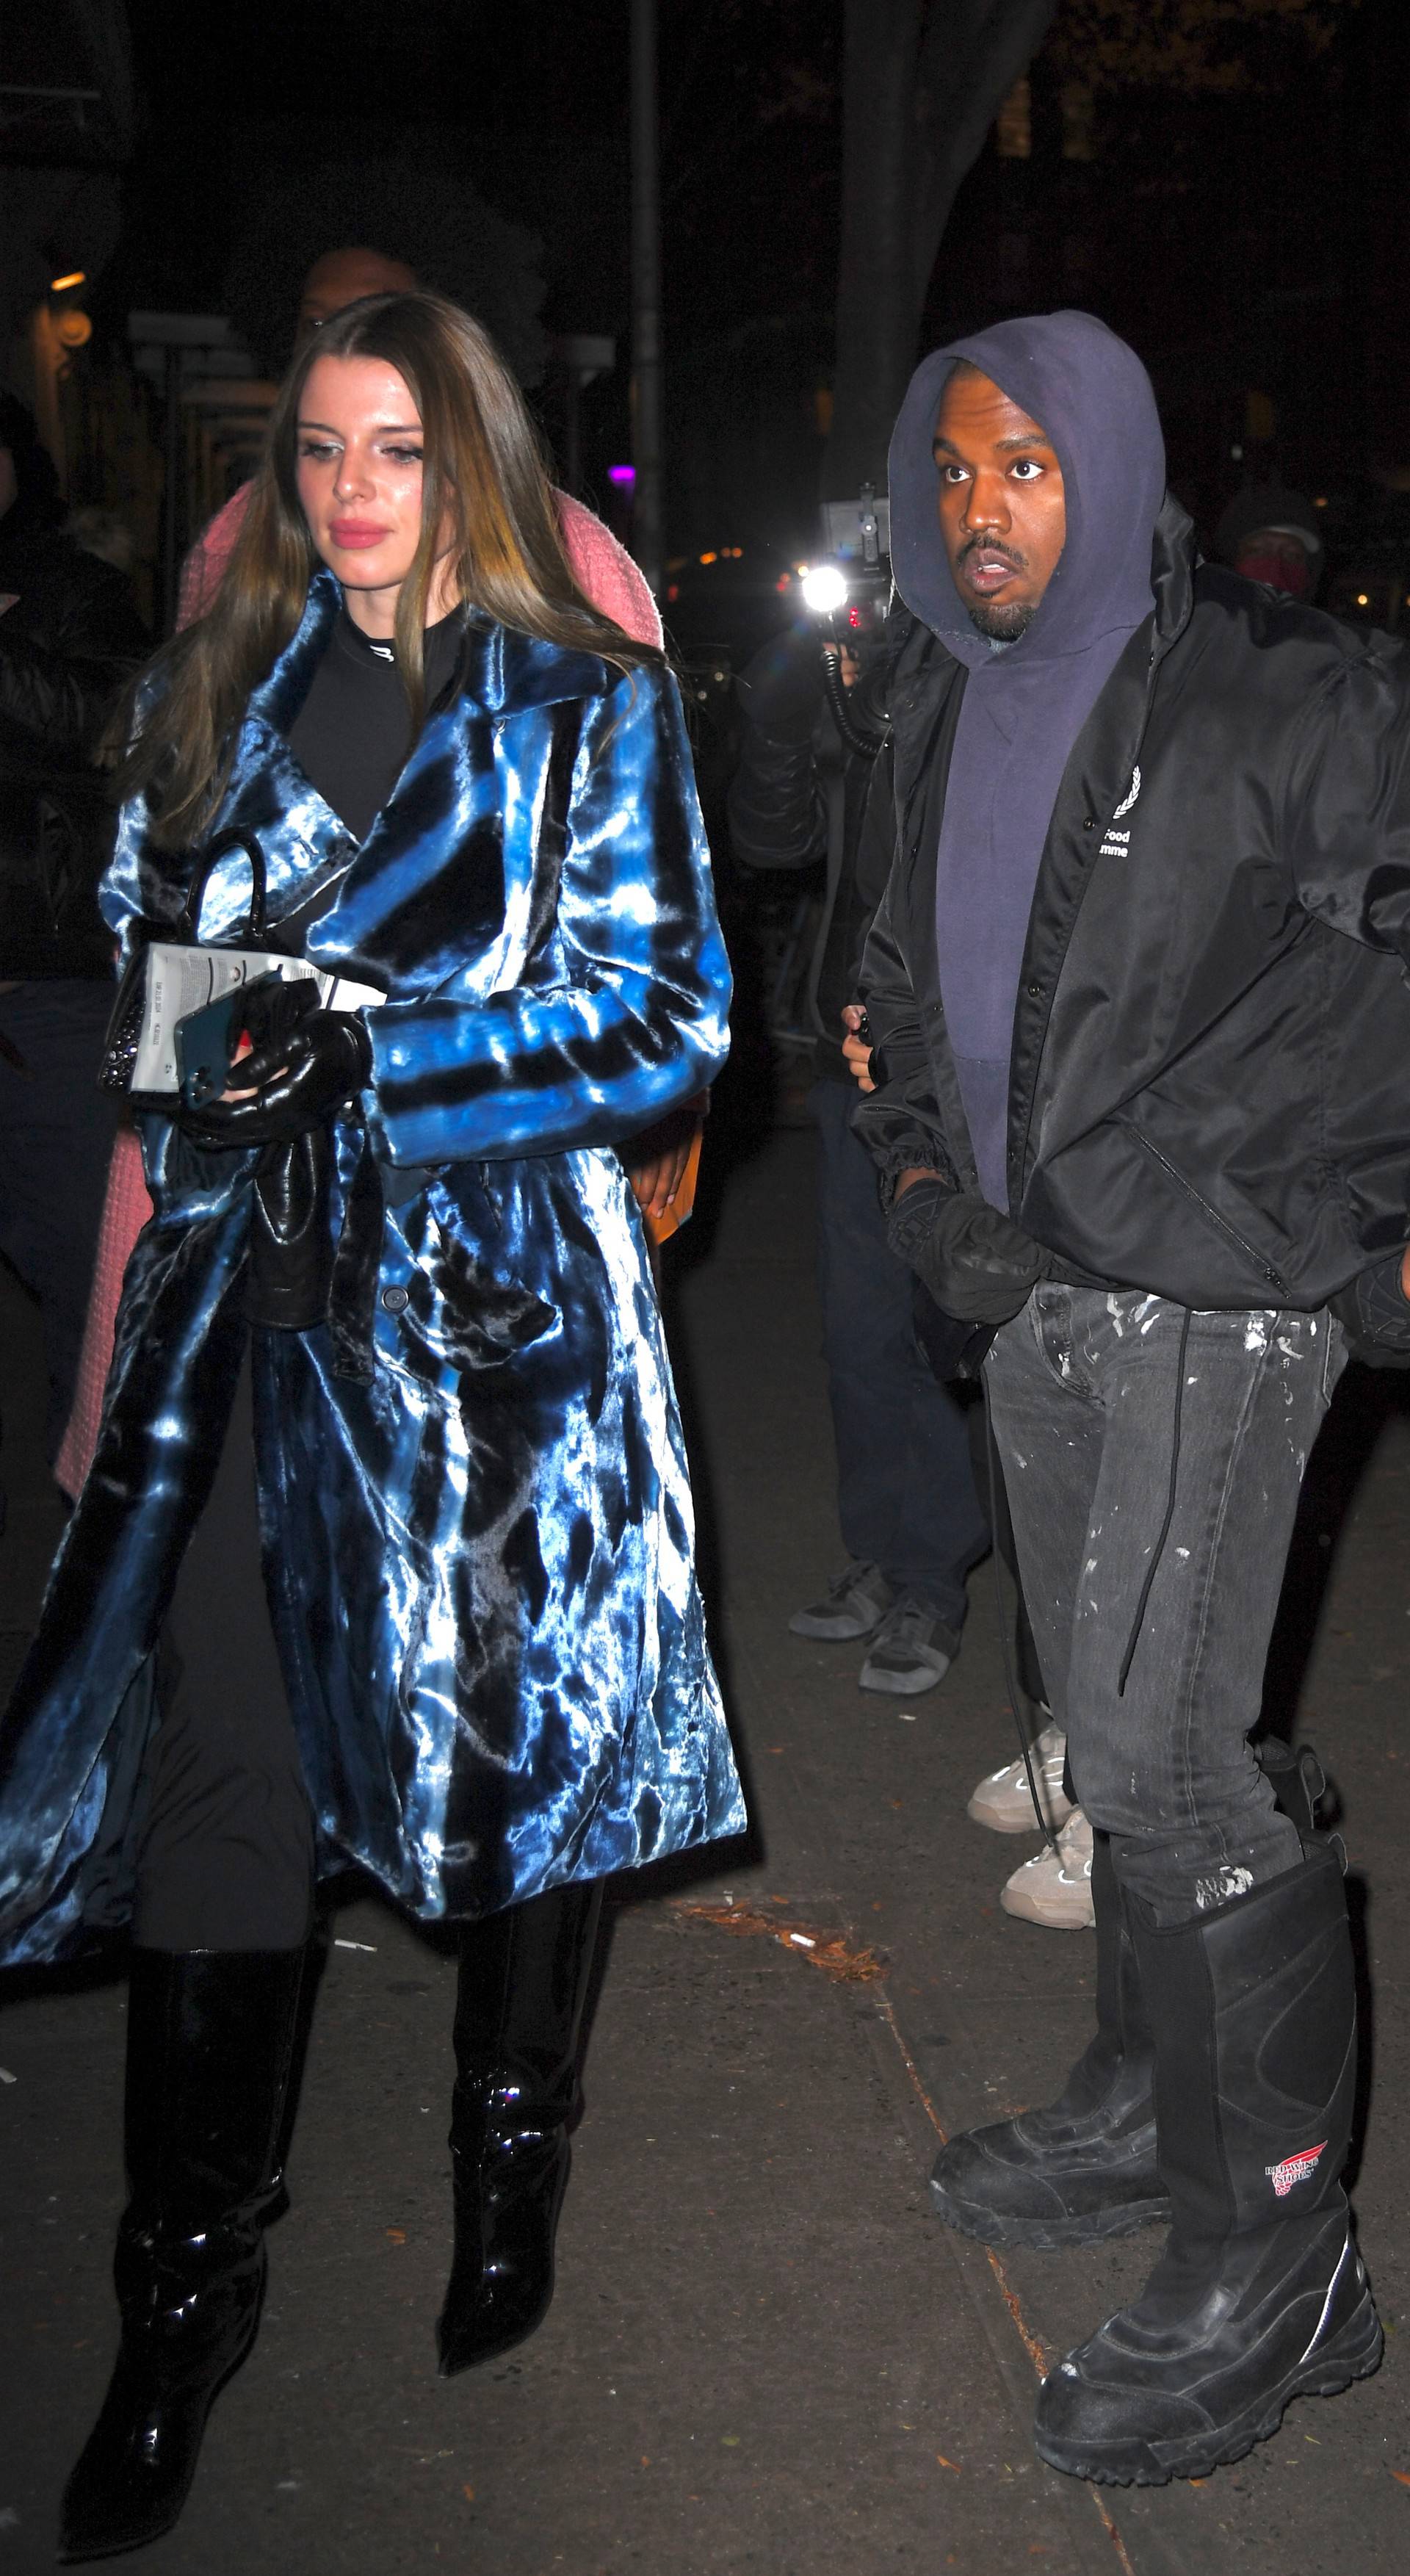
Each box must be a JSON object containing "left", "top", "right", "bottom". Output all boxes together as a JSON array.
[{"left": 800, "top": 563, "right": 848, "bottom": 616}]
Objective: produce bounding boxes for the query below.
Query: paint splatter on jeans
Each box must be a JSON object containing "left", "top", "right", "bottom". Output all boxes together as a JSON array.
[{"left": 986, "top": 1285, "right": 1345, "bottom": 1926}]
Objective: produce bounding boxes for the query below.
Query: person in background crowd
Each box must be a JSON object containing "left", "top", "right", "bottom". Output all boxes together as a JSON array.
[
  {"left": 0, "top": 393, "right": 147, "bottom": 1460},
  {"left": 1214, "top": 481, "right": 1324, "bottom": 600},
  {"left": 729, "top": 614, "right": 988, "bottom": 1698},
  {"left": 0, "top": 289, "right": 742, "bottom": 2562},
  {"left": 65, "top": 507, "right": 140, "bottom": 579},
  {"left": 856, "top": 309, "right": 1410, "bottom": 2487},
  {"left": 55, "top": 242, "right": 685, "bottom": 1505}
]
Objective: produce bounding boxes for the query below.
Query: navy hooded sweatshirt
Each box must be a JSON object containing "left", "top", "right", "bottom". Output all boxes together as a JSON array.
[{"left": 886, "top": 312, "right": 1166, "bottom": 1208}]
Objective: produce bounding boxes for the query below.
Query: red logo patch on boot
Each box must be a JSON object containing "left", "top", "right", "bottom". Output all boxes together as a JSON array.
[{"left": 1265, "top": 2140, "right": 1327, "bottom": 2198}]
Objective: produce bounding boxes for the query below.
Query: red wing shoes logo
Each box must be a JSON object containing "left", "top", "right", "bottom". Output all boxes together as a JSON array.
[{"left": 1265, "top": 2141, "right": 1327, "bottom": 2198}]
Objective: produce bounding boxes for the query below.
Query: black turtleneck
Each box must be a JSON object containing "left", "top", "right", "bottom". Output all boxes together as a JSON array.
[{"left": 288, "top": 606, "right": 465, "bottom": 843}]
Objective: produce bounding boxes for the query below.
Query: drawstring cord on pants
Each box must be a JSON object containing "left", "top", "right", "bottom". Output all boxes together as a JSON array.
[
  {"left": 983, "top": 1388, "right": 1062, "bottom": 1856},
  {"left": 1116, "top": 1305, "right": 1192, "bottom": 1698}
]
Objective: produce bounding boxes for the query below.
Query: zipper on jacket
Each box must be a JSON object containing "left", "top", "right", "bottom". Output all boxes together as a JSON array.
[{"left": 1124, "top": 1123, "right": 1290, "bottom": 1296}]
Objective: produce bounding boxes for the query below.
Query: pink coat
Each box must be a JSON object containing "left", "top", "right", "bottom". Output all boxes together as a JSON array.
[{"left": 55, "top": 488, "right": 662, "bottom": 1497}]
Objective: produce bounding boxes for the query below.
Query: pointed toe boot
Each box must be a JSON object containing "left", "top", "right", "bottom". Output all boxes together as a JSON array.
[
  {"left": 931, "top": 1831, "right": 1169, "bottom": 2248},
  {"left": 59, "top": 1947, "right": 306, "bottom": 2562},
  {"left": 1033, "top": 1844, "right": 1381, "bottom": 2489},
  {"left": 437, "top": 1883, "right": 601, "bottom": 2378}
]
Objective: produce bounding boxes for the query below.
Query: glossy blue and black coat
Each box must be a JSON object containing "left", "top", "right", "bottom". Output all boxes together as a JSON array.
[{"left": 0, "top": 577, "right": 742, "bottom": 1963}]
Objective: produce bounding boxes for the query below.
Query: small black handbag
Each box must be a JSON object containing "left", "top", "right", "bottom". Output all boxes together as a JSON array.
[
  {"left": 99, "top": 829, "right": 382, "bottom": 1108},
  {"left": 99, "top": 828, "right": 278, "bottom": 1106}
]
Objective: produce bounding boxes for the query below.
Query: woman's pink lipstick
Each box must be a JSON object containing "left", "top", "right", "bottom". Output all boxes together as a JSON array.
[{"left": 330, "top": 521, "right": 389, "bottom": 549}]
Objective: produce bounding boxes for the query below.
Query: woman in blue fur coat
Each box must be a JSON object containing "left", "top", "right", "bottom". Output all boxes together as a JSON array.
[{"left": 0, "top": 292, "right": 742, "bottom": 2560}]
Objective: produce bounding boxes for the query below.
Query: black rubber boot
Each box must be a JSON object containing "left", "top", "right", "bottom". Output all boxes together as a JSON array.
[
  {"left": 930, "top": 1830, "right": 1169, "bottom": 2247},
  {"left": 59, "top": 1947, "right": 307, "bottom": 2562},
  {"left": 1034, "top": 1843, "right": 1381, "bottom": 2487},
  {"left": 437, "top": 1882, "right": 602, "bottom": 2377}
]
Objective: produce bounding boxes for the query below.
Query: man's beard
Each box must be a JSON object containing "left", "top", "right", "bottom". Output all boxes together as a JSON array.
[{"left": 967, "top": 596, "right": 1037, "bottom": 643}]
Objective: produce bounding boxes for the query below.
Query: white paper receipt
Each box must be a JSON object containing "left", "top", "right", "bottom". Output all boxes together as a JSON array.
[{"left": 133, "top": 945, "right": 386, "bottom": 1097}]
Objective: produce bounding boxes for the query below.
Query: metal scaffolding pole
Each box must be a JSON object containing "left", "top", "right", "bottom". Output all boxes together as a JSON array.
[{"left": 630, "top": 0, "right": 663, "bottom": 596}]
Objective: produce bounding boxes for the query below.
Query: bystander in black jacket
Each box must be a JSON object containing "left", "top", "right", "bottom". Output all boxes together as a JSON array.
[
  {"left": 0, "top": 433, "right": 148, "bottom": 982},
  {"left": 728, "top": 616, "right": 898, "bottom": 1077},
  {"left": 727, "top": 607, "right": 994, "bottom": 1692},
  {"left": 0, "top": 397, "right": 148, "bottom": 1455},
  {"left": 856, "top": 491, "right": 1410, "bottom": 1334}
]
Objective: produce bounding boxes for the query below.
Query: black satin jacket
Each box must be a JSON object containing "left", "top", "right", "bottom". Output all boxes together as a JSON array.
[{"left": 854, "top": 496, "right": 1410, "bottom": 1313}]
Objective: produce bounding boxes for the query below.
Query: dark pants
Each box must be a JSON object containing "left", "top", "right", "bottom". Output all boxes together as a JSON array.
[
  {"left": 0, "top": 980, "right": 119, "bottom": 1458},
  {"left": 986, "top": 1285, "right": 1346, "bottom": 1922},
  {"left": 813, "top": 1078, "right": 988, "bottom": 1630},
  {"left": 132, "top": 1346, "right": 315, "bottom": 1953}
]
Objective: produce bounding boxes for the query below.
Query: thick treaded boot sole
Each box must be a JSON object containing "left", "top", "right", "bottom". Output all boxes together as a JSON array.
[
  {"left": 1034, "top": 2272, "right": 1383, "bottom": 2487},
  {"left": 930, "top": 2173, "right": 1171, "bottom": 2250}
]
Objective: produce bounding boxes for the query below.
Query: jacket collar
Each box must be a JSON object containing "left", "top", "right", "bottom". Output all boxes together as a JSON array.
[
  {"left": 1149, "top": 491, "right": 1197, "bottom": 655},
  {"left": 245, "top": 569, "right": 623, "bottom": 741}
]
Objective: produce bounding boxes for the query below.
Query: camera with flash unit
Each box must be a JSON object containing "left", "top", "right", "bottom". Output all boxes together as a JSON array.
[
  {"left": 799, "top": 485, "right": 892, "bottom": 641},
  {"left": 798, "top": 485, "right": 894, "bottom": 759}
]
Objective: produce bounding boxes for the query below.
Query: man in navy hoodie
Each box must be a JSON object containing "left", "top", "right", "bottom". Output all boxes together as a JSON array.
[{"left": 854, "top": 311, "right": 1408, "bottom": 2486}]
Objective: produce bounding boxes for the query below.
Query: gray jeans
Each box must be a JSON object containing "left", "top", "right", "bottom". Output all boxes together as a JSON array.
[{"left": 986, "top": 1286, "right": 1346, "bottom": 1924}]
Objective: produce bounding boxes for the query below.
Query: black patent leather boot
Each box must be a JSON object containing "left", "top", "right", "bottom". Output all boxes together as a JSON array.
[
  {"left": 1034, "top": 1844, "right": 1381, "bottom": 2487},
  {"left": 59, "top": 1947, "right": 306, "bottom": 2562},
  {"left": 930, "top": 1829, "right": 1169, "bottom": 2248},
  {"left": 437, "top": 1882, "right": 603, "bottom": 2376}
]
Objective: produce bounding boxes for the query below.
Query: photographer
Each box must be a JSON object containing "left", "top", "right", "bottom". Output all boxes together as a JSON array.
[{"left": 728, "top": 586, "right": 987, "bottom": 1698}]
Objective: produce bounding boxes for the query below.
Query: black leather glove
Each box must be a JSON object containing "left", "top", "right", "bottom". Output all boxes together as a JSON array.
[
  {"left": 887, "top": 1175, "right": 1052, "bottom": 1327},
  {"left": 1328, "top": 1249, "right": 1410, "bottom": 1370},
  {"left": 184, "top": 1009, "right": 372, "bottom": 1150}
]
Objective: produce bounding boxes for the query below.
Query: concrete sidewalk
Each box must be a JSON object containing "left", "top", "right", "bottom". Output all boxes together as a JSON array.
[{"left": 1, "top": 1124, "right": 1407, "bottom": 2573}]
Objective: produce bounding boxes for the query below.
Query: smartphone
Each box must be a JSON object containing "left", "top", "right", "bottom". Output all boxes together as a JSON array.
[{"left": 174, "top": 971, "right": 283, "bottom": 1111}]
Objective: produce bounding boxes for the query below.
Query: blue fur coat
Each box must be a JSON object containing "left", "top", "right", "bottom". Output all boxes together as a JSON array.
[{"left": 0, "top": 576, "right": 744, "bottom": 1963}]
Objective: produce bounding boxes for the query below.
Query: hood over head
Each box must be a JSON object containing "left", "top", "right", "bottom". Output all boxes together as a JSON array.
[
  {"left": 886, "top": 309, "right": 1165, "bottom": 668},
  {"left": 885, "top": 314, "right": 1168, "bottom": 1218}
]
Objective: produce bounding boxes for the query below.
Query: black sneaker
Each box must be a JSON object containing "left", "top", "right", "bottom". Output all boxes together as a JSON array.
[
  {"left": 858, "top": 1595, "right": 958, "bottom": 1695},
  {"left": 788, "top": 1559, "right": 894, "bottom": 1642}
]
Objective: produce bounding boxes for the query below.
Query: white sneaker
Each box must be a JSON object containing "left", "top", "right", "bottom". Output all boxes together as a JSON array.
[
  {"left": 967, "top": 1721, "right": 1074, "bottom": 1835},
  {"left": 999, "top": 1808, "right": 1095, "bottom": 1930}
]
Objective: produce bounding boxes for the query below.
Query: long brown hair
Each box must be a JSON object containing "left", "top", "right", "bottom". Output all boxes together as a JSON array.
[{"left": 124, "top": 291, "right": 659, "bottom": 845}]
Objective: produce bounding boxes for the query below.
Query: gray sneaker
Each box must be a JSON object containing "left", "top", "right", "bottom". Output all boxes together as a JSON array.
[
  {"left": 789, "top": 1559, "right": 894, "bottom": 1642},
  {"left": 858, "top": 1595, "right": 959, "bottom": 1695}
]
